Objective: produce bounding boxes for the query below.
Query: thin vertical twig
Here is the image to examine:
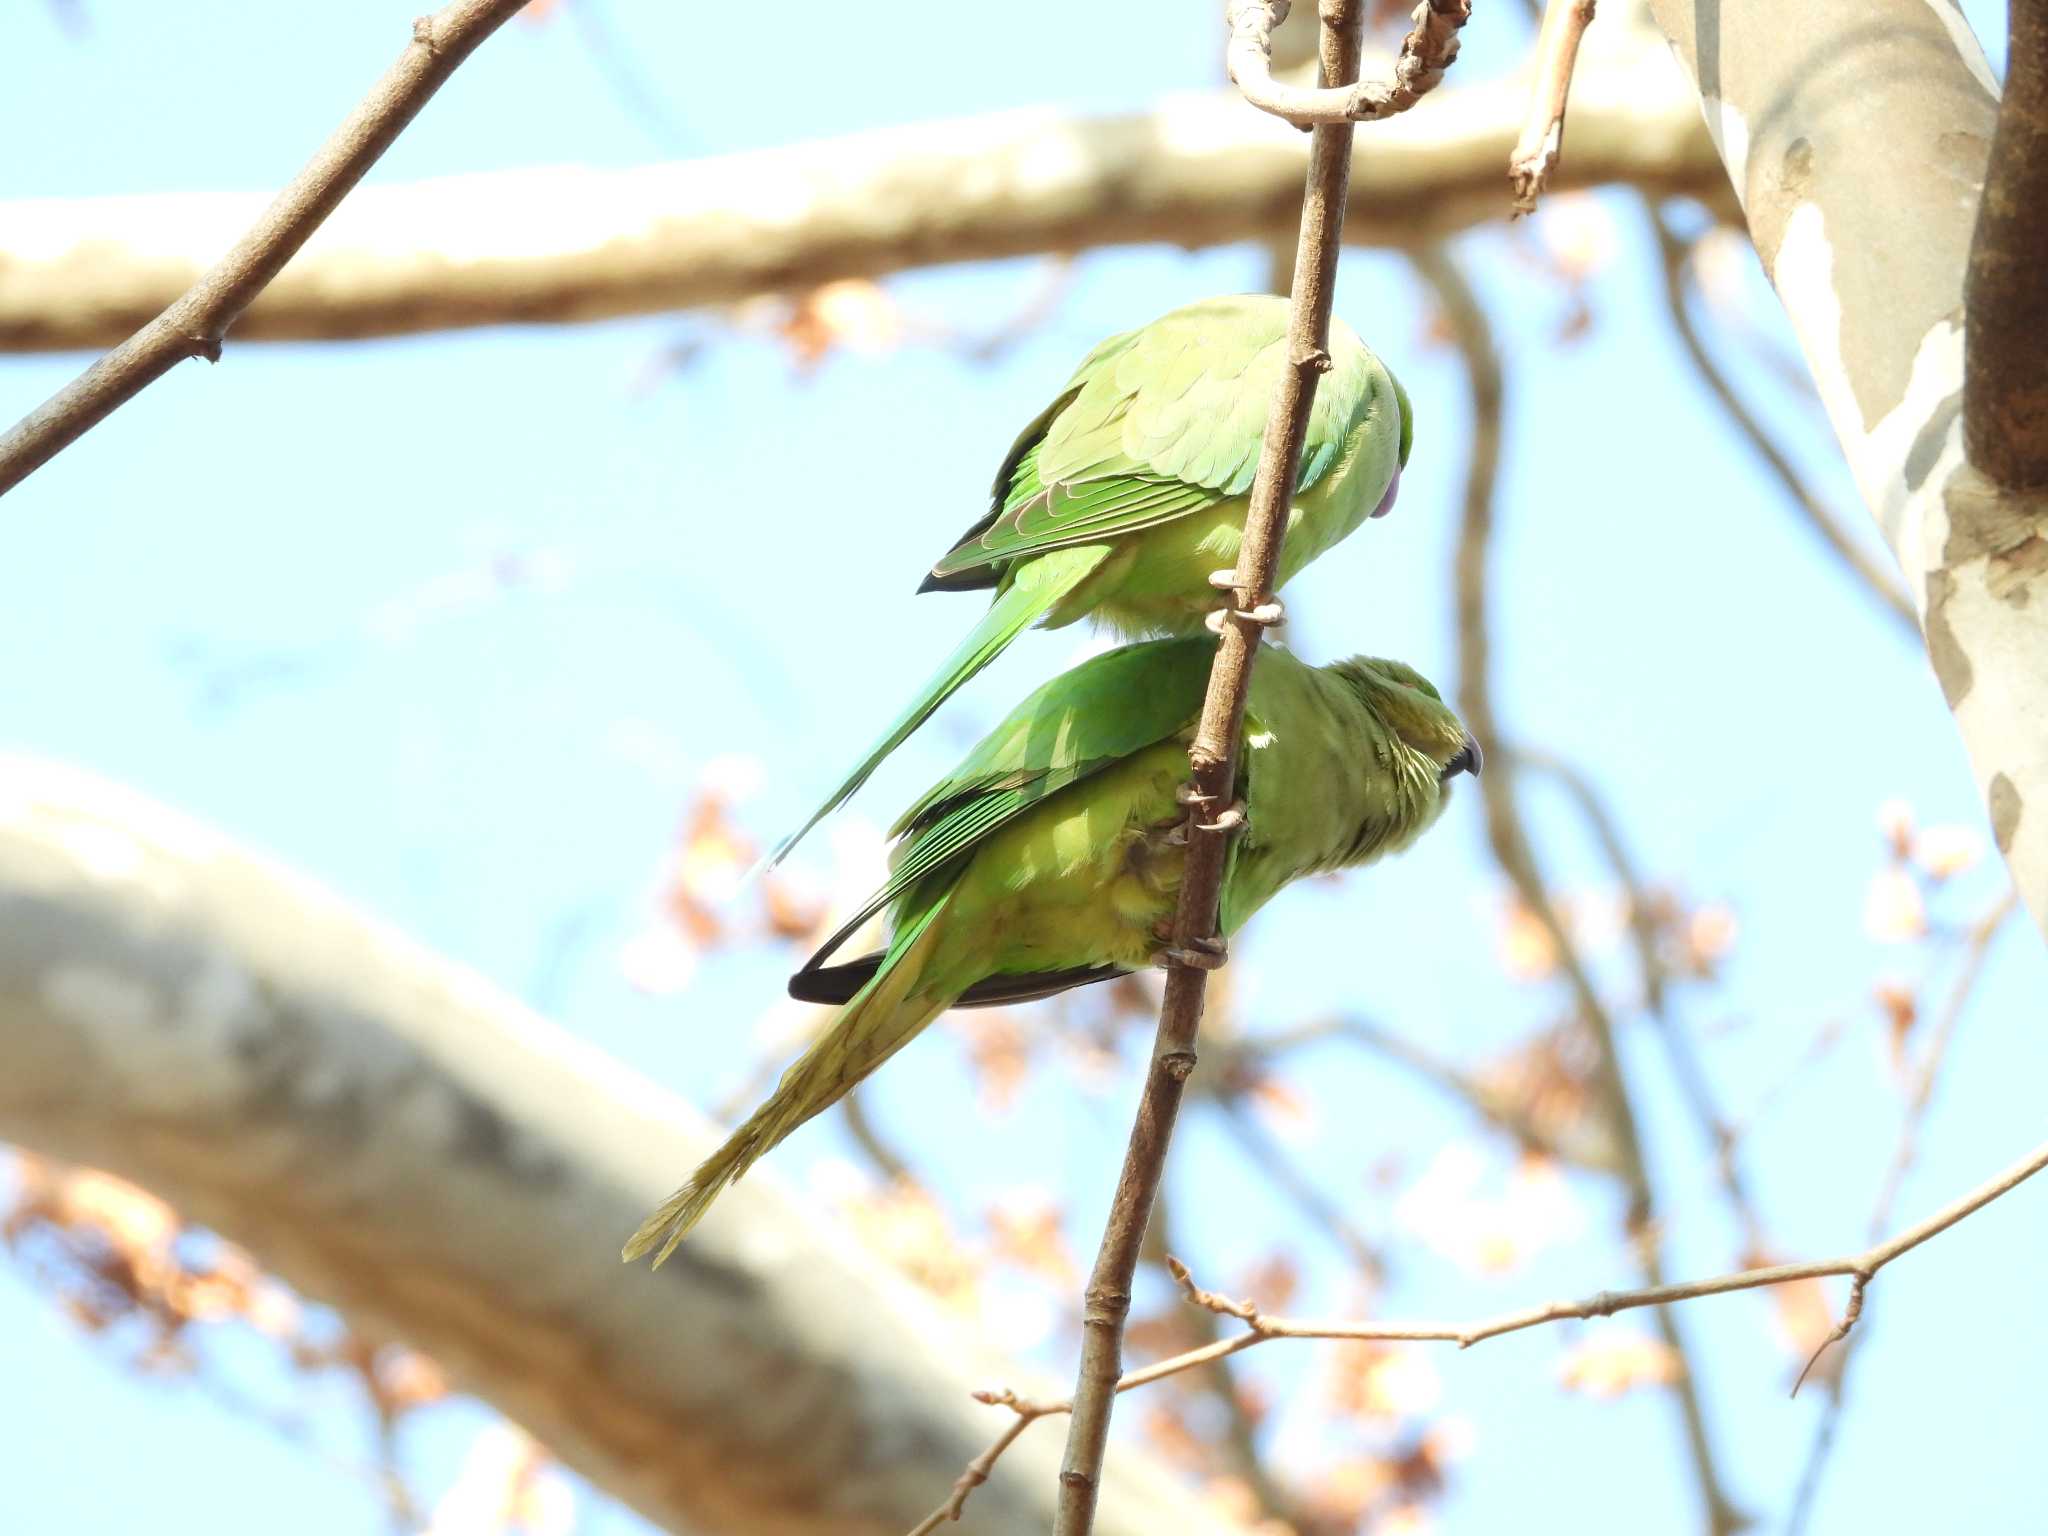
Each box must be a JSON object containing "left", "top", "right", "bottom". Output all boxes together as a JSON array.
[
  {"left": 0, "top": 0, "right": 534, "bottom": 498},
  {"left": 1051, "top": 5, "right": 1371, "bottom": 1529}
]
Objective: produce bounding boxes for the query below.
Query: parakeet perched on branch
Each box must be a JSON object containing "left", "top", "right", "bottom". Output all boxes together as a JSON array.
[
  {"left": 764, "top": 293, "right": 1413, "bottom": 868},
  {"left": 627, "top": 637, "right": 1474, "bottom": 1265}
]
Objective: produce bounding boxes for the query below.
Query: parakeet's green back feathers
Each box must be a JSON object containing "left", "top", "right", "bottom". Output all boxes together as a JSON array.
[
  {"left": 764, "top": 294, "right": 1408, "bottom": 874},
  {"left": 629, "top": 642, "right": 1473, "bottom": 1263},
  {"left": 928, "top": 294, "right": 1393, "bottom": 583}
]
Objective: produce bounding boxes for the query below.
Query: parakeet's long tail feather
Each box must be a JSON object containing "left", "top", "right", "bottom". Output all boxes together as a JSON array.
[
  {"left": 790, "top": 953, "right": 1126, "bottom": 1009},
  {"left": 757, "top": 547, "right": 1109, "bottom": 872},
  {"left": 623, "top": 900, "right": 959, "bottom": 1266}
]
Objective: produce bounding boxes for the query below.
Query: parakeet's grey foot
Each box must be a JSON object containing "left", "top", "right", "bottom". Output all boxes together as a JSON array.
[
  {"left": 1208, "top": 568, "right": 1244, "bottom": 591},
  {"left": 1196, "top": 799, "right": 1248, "bottom": 834},
  {"left": 1204, "top": 596, "right": 1286, "bottom": 634},
  {"left": 1176, "top": 782, "right": 1221, "bottom": 809},
  {"left": 1152, "top": 935, "right": 1229, "bottom": 970}
]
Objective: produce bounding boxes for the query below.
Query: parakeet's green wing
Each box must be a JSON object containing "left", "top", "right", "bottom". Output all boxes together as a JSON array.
[
  {"left": 928, "top": 297, "right": 1376, "bottom": 583},
  {"left": 792, "top": 638, "right": 1216, "bottom": 981}
]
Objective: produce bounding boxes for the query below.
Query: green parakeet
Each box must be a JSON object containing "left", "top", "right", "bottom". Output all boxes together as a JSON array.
[
  {"left": 764, "top": 293, "right": 1413, "bottom": 868},
  {"left": 627, "top": 637, "right": 1474, "bottom": 1264}
]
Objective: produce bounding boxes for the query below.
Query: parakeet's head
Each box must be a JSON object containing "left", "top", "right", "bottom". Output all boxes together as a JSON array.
[{"left": 1330, "top": 657, "right": 1481, "bottom": 788}]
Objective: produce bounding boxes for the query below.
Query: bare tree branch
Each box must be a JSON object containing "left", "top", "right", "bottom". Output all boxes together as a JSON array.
[
  {"left": 1055, "top": 4, "right": 1402, "bottom": 1528},
  {"left": 0, "top": 0, "right": 535, "bottom": 499},
  {"left": 1424, "top": 243, "right": 1747, "bottom": 1535},
  {"left": 1508, "top": 0, "right": 1597, "bottom": 212},
  {"left": 920, "top": 1127, "right": 2048, "bottom": 1533},
  {"left": 0, "top": 756, "right": 1244, "bottom": 1536},
  {"left": 1226, "top": 0, "right": 1469, "bottom": 127},
  {"left": 0, "top": 79, "right": 1729, "bottom": 357},
  {"left": 1645, "top": 202, "right": 1918, "bottom": 637},
  {"left": 1965, "top": 0, "right": 2048, "bottom": 491}
]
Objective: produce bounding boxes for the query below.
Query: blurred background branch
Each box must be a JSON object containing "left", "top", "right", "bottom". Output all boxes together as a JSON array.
[{"left": 0, "top": 74, "right": 1726, "bottom": 354}]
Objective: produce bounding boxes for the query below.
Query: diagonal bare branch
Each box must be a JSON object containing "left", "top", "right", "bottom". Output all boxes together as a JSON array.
[
  {"left": 916, "top": 1130, "right": 2048, "bottom": 1535},
  {"left": 0, "top": 0, "right": 534, "bottom": 499}
]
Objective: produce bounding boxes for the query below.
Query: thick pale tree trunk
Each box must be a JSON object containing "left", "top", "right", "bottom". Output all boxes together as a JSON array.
[
  {"left": 1647, "top": 0, "right": 2048, "bottom": 940},
  {"left": 0, "top": 756, "right": 1243, "bottom": 1536}
]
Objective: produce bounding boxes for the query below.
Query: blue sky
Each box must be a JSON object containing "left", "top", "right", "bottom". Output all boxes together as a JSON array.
[{"left": 2, "top": 3, "right": 2041, "bottom": 1534}]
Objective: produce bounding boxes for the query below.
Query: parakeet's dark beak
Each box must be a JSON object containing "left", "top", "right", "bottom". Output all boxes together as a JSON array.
[
  {"left": 1370, "top": 460, "right": 1401, "bottom": 519},
  {"left": 1441, "top": 733, "right": 1482, "bottom": 783}
]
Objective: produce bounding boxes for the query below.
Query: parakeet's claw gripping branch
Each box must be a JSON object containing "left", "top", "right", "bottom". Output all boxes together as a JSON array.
[{"left": 1204, "top": 596, "right": 1287, "bottom": 634}]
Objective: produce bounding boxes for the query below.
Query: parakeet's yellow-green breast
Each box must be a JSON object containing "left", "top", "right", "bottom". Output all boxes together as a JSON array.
[
  {"left": 764, "top": 293, "right": 1412, "bottom": 869},
  {"left": 626, "top": 638, "right": 1474, "bottom": 1265}
]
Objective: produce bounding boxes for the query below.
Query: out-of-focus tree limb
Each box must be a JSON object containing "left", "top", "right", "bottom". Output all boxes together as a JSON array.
[
  {"left": 0, "top": 73, "right": 1727, "bottom": 356},
  {"left": 1423, "top": 244, "right": 1748, "bottom": 1536},
  {"left": 0, "top": 755, "right": 1246, "bottom": 1536},
  {"left": 1645, "top": 0, "right": 2048, "bottom": 944}
]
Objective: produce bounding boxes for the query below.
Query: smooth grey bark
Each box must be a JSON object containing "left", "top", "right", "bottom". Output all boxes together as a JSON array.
[
  {"left": 1647, "top": 0, "right": 2048, "bottom": 941},
  {"left": 0, "top": 755, "right": 1244, "bottom": 1536}
]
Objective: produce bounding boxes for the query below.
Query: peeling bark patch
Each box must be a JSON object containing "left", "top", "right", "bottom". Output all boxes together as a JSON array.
[
  {"left": 1753, "top": 139, "right": 1815, "bottom": 278},
  {"left": 1942, "top": 463, "right": 2048, "bottom": 566},
  {"left": 1990, "top": 772, "right": 2021, "bottom": 853},
  {"left": 1988, "top": 535, "right": 2048, "bottom": 607},
  {"left": 1934, "top": 131, "right": 1992, "bottom": 186},
  {"left": 1905, "top": 393, "right": 1963, "bottom": 489},
  {"left": 1923, "top": 568, "right": 1973, "bottom": 707}
]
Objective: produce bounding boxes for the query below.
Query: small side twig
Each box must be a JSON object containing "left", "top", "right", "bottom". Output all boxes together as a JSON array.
[
  {"left": 1507, "top": 0, "right": 1596, "bottom": 213},
  {"left": 1784, "top": 885, "right": 2019, "bottom": 1532},
  {"left": 1226, "top": 0, "right": 1469, "bottom": 129},
  {"left": 911, "top": 1133, "right": 2048, "bottom": 1535},
  {"left": 0, "top": 0, "right": 534, "bottom": 498}
]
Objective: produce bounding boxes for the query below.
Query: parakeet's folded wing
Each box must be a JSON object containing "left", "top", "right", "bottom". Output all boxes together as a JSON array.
[
  {"left": 925, "top": 297, "right": 1376, "bottom": 586},
  {"left": 791, "top": 638, "right": 1217, "bottom": 984}
]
